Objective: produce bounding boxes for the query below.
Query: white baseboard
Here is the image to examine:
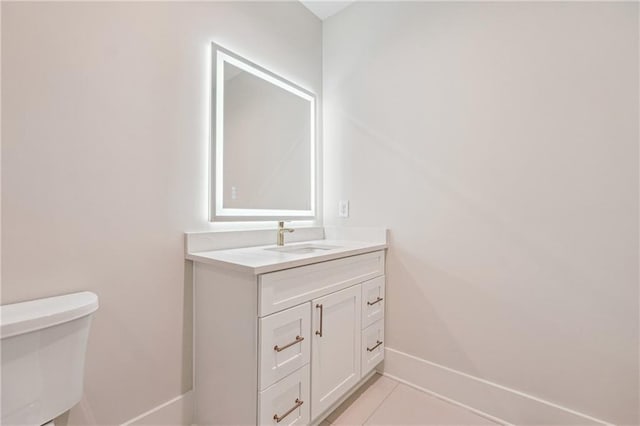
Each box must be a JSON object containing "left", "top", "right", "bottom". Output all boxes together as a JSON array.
[
  {"left": 120, "top": 391, "right": 193, "bottom": 426},
  {"left": 381, "top": 348, "right": 613, "bottom": 426},
  {"left": 119, "top": 349, "right": 614, "bottom": 426}
]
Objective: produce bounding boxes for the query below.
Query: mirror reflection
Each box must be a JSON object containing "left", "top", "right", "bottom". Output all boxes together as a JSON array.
[{"left": 211, "top": 44, "right": 316, "bottom": 221}]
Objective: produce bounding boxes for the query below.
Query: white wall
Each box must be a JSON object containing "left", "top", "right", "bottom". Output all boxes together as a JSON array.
[
  {"left": 1, "top": 2, "right": 321, "bottom": 424},
  {"left": 323, "top": 2, "right": 638, "bottom": 424}
]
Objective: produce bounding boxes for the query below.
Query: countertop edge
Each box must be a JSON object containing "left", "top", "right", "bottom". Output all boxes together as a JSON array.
[{"left": 186, "top": 242, "right": 387, "bottom": 275}]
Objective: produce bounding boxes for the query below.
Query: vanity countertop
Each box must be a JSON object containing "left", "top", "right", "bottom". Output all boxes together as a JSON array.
[{"left": 186, "top": 239, "right": 387, "bottom": 274}]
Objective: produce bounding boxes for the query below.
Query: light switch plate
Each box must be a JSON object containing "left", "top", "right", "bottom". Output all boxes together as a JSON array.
[{"left": 338, "top": 200, "right": 349, "bottom": 218}]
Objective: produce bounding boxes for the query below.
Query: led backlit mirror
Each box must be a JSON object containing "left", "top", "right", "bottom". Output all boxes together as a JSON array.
[{"left": 210, "top": 43, "right": 316, "bottom": 221}]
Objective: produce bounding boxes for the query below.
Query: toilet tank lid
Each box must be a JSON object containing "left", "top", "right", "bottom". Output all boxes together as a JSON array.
[{"left": 1, "top": 292, "right": 99, "bottom": 339}]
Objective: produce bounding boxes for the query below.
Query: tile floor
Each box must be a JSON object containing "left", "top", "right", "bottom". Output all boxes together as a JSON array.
[{"left": 320, "top": 374, "right": 499, "bottom": 426}]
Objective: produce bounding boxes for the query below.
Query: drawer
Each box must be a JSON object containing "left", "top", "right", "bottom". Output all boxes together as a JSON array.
[
  {"left": 259, "top": 250, "right": 385, "bottom": 316},
  {"left": 258, "top": 364, "right": 310, "bottom": 426},
  {"left": 361, "top": 276, "right": 385, "bottom": 328},
  {"left": 361, "top": 319, "right": 385, "bottom": 378},
  {"left": 259, "top": 303, "right": 311, "bottom": 390}
]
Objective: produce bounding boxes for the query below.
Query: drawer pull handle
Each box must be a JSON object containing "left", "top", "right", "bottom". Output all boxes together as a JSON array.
[
  {"left": 367, "top": 297, "right": 384, "bottom": 306},
  {"left": 315, "top": 304, "right": 323, "bottom": 337},
  {"left": 273, "top": 398, "right": 304, "bottom": 423},
  {"left": 274, "top": 336, "right": 304, "bottom": 352},
  {"left": 367, "top": 340, "right": 383, "bottom": 352}
]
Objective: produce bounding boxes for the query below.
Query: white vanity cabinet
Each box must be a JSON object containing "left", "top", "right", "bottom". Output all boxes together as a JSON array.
[{"left": 192, "top": 248, "right": 386, "bottom": 426}]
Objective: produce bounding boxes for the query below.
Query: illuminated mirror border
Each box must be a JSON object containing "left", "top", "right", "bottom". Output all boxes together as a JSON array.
[{"left": 209, "top": 43, "right": 316, "bottom": 222}]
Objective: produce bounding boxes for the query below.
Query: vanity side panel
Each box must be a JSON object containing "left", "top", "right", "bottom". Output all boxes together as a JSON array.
[{"left": 194, "top": 263, "right": 258, "bottom": 425}]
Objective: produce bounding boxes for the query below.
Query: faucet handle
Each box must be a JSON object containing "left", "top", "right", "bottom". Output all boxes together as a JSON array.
[{"left": 278, "top": 221, "right": 294, "bottom": 231}]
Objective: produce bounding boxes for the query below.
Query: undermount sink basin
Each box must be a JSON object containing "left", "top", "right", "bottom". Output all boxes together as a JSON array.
[{"left": 264, "top": 244, "right": 341, "bottom": 254}]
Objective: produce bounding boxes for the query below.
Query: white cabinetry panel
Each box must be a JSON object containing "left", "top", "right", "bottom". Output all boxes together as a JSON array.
[
  {"left": 259, "top": 251, "right": 384, "bottom": 316},
  {"left": 311, "top": 285, "right": 362, "bottom": 419},
  {"left": 361, "top": 319, "right": 385, "bottom": 378},
  {"left": 259, "top": 365, "right": 310, "bottom": 426},
  {"left": 361, "top": 276, "right": 385, "bottom": 328},
  {"left": 259, "top": 303, "right": 311, "bottom": 390}
]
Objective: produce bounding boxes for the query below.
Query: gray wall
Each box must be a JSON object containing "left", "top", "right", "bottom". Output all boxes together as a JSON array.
[
  {"left": 323, "top": 2, "right": 638, "bottom": 424},
  {"left": 1, "top": 2, "right": 321, "bottom": 424}
]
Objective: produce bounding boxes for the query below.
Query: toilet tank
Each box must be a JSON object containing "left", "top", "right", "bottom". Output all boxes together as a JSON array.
[{"left": 1, "top": 292, "right": 99, "bottom": 426}]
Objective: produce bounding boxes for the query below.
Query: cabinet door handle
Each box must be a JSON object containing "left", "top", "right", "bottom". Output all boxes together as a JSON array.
[
  {"left": 274, "top": 336, "right": 304, "bottom": 352},
  {"left": 367, "top": 297, "right": 384, "bottom": 306},
  {"left": 367, "top": 340, "right": 383, "bottom": 352},
  {"left": 273, "top": 398, "right": 304, "bottom": 423},
  {"left": 315, "top": 304, "right": 323, "bottom": 337}
]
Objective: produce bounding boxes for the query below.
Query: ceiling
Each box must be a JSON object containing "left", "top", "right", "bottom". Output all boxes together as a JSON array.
[{"left": 299, "top": 1, "right": 354, "bottom": 20}]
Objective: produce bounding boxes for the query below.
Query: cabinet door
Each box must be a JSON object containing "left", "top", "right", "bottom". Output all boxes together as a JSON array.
[{"left": 311, "top": 285, "right": 361, "bottom": 420}]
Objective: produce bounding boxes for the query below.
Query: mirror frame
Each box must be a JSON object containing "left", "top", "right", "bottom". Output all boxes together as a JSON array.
[{"left": 209, "top": 43, "right": 317, "bottom": 222}]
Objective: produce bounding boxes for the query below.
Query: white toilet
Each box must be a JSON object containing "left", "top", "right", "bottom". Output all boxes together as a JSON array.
[{"left": 1, "top": 292, "right": 99, "bottom": 426}]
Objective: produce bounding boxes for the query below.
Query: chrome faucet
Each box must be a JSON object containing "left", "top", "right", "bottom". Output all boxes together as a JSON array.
[{"left": 277, "top": 221, "right": 295, "bottom": 246}]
